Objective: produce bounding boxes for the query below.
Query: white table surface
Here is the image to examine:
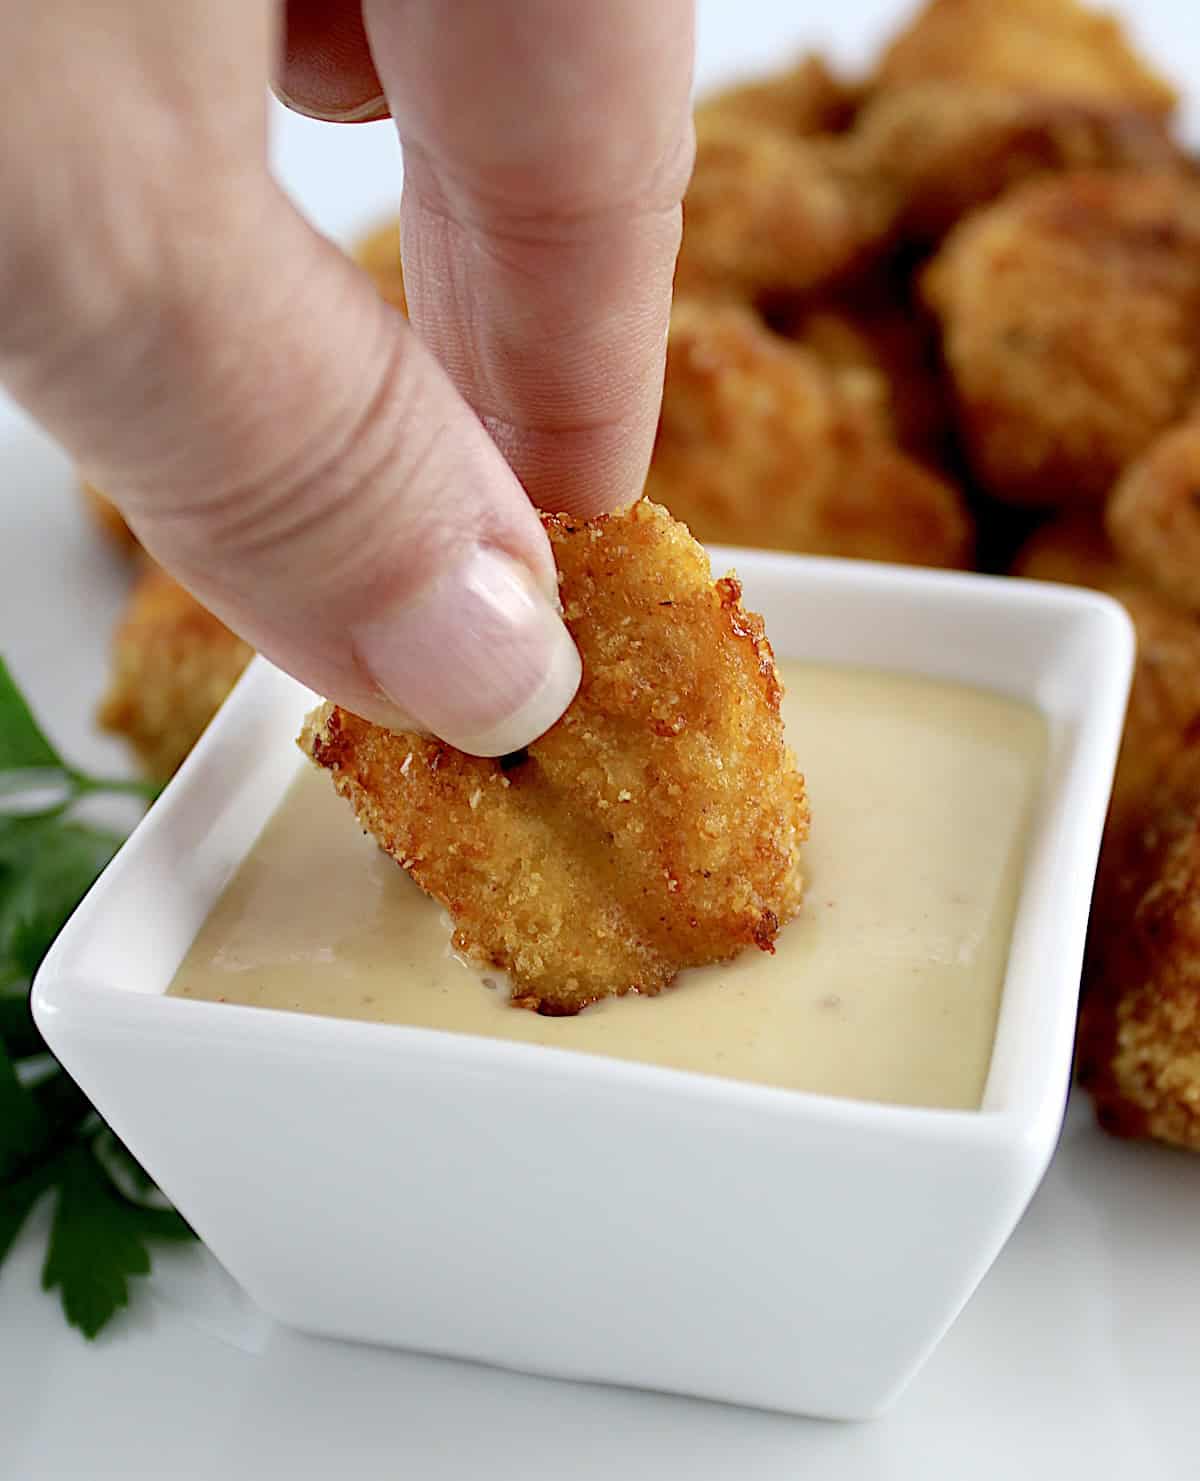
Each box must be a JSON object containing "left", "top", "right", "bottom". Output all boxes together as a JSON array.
[{"left": 3, "top": 4, "right": 1199, "bottom": 1477}]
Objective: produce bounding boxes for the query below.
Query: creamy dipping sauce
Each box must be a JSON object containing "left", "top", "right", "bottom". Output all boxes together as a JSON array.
[{"left": 169, "top": 665, "right": 1047, "bottom": 1110}]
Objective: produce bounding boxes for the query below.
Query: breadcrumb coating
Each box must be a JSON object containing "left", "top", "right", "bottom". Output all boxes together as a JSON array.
[
  {"left": 1009, "top": 512, "right": 1124, "bottom": 591},
  {"left": 352, "top": 219, "right": 407, "bottom": 313},
  {"left": 848, "top": 82, "right": 1177, "bottom": 244},
  {"left": 1013, "top": 518, "right": 1200, "bottom": 1145},
  {"left": 777, "top": 278, "right": 952, "bottom": 468},
  {"left": 80, "top": 481, "right": 137, "bottom": 553},
  {"left": 874, "top": 0, "right": 1177, "bottom": 118},
  {"left": 696, "top": 53, "right": 858, "bottom": 137},
  {"left": 1107, "top": 421, "right": 1200, "bottom": 617},
  {"left": 1011, "top": 518, "right": 1200, "bottom": 829},
  {"left": 1079, "top": 744, "right": 1200, "bottom": 1150},
  {"left": 98, "top": 563, "right": 253, "bottom": 780},
  {"left": 924, "top": 172, "right": 1200, "bottom": 505},
  {"left": 299, "top": 500, "right": 809, "bottom": 1016},
  {"left": 675, "top": 114, "right": 894, "bottom": 303},
  {"left": 1108, "top": 589, "right": 1200, "bottom": 833},
  {"left": 646, "top": 298, "right": 972, "bottom": 567}
]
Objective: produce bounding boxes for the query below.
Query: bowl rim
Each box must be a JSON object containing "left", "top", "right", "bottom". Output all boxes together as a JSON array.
[{"left": 34, "top": 550, "right": 1134, "bottom": 1155}]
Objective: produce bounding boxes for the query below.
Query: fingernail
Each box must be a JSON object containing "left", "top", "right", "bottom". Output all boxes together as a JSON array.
[
  {"left": 354, "top": 547, "right": 581, "bottom": 756},
  {"left": 271, "top": 84, "right": 391, "bottom": 124}
]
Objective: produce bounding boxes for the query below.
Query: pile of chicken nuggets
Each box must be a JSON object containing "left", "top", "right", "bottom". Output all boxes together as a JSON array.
[{"left": 87, "top": 0, "right": 1200, "bottom": 1149}]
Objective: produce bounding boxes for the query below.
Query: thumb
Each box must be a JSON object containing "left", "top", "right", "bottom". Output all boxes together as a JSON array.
[{"left": 2, "top": 181, "right": 580, "bottom": 757}]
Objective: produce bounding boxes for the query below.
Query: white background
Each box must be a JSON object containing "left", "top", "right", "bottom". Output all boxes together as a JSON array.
[{"left": 3, "top": 3, "right": 1199, "bottom": 1476}]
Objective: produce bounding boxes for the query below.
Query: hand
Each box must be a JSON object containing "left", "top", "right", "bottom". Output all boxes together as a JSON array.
[{"left": 0, "top": 0, "right": 694, "bottom": 755}]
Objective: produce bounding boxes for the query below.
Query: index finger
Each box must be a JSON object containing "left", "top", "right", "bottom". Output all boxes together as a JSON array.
[{"left": 364, "top": 0, "right": 695, "bottom": 517}]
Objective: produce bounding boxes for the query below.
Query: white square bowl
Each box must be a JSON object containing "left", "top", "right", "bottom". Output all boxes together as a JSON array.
[{"left": 33, "top": 552, "right": 1132, "bottom": 1420}]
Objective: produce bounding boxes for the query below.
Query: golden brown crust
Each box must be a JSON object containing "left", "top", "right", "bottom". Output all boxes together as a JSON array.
[
  {"left": 674, "top": 115, "right": 894, "bottom": 303},
  {"left": 98, "top": 563, "right": 253, "bottom": 780},
  {"left": 874, "top": 0, "right": 1177, "bottom": 118},
  {"left": 646, "top": 298, "right": 972, "bottom": 567},
  {"left": 80, "top": 481, "right": 138, "bottom": 553},
  {"left": 776, "top": 279, "right": 953, "bottom": 469},
  {"left": 1009, "top": 512, "right": 1125, "bottom": 590},
  {"left": 352, "top": 218, "right": 407, "bottom": 313},
  {"left": 1107, "top": 589, "right": 1200, "bottom": 833},
  {"left": 1107, "top": 421, "right": 1200, "bottom": 617},
  {"left": 1013, "top": 518, "right": 1200, "bottom": 1148},
  {"left": 1079, "top": 743, "right": 1200, "bottom": 1150},
  {"left": 299, "top": 500, "right": 809, "bottom": 1016},
  {"left": 1011, "top": 521, "right": 1200, "bottom": 830},
  {"left": 848, "top": 83, "right": 1178, "bottom": 244},
  {"left": 924, "top": 172, "right": 1200, "bottom": 505},
  {"left": 696, "top": 53, "right": 859, "bottom": 138}
]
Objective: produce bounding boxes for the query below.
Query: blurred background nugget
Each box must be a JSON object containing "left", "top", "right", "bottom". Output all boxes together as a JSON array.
[
  {"left": 1078, "top": 743, "right": 1200, "bottom": 1152},
  {"left": 674, "top": 116, "right": 893, "bottom": 304},
  {"left": 695, "top": 52, "right": 859, "bottom": 138},
  {"left": 98, "top": 563, "right": 253, "bottom": 782},
  {"left": 351, "top": 218, "right": 407, "bottom": 313},
  {"left": 924, "top": 172, "right": 1200, "bottom": 506},
  {"left": 80, "top": 480, "right": 137, "bottom": 552},
  {"left": 1106, "top": 420, "right": 1200, "bottom": 616},
  {"left": 646, "top": 298, "right": 971, "bottom": 566},
  {"left": 872, "top": 0, "right": 1177, "bottom": 115}
]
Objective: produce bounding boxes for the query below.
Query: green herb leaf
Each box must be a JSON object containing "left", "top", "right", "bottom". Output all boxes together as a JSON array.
[
  {"left": 0, "top": 817, "right": 122, "bottom": 983},
  {"left": 31, "top": 1065, "right": 95, "bottom": 1142},
  {"left": 0, "top": 1041, "right": 47, "bottom": 1179},
  {"left": 41, "top": 1143, "right": 194, "bottom": 1338},
  {"left": 0, "top": 663, "right": 196, "bottom": 1339},
  {"left": 0, "top": 990, "right": 42, "bottom": 1059},
  {"left": 0, "top": 659, "right": 63, "bottom": 773},
  {"left": 42, "top": 1144, "right": 152, "bottom": 1338},
  {"left": 0, "top": 1161, "right": 57, "bottom": 1265}
]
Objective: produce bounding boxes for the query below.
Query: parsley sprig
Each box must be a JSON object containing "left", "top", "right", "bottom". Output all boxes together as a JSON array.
[{"left": 0, "top": 658, "right": 195, "bottom": 1338}]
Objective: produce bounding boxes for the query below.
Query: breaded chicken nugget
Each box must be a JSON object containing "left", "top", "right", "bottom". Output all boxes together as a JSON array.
[
  {"left": 1009, "top": 513, "right": 1124, "bottom": 590},
  {"left": 352, "top": 218, "right": 407, "bottom": 313},
  {"left": 1016, "top": 521, "right": 1200, "bottom": 1146},
  {"left": 1012, "top": 521, "right": 1200, "bottom": 828},
  {"left": 874, "top": 0, "right": 1176, "bottom": 118},
  {"left": 1107, "top": 421, "right": 1200, "bottom": 617},
  {"left": 778, "top": 279, "right": 952, "bottom": 467},
  {"left": 1108, "top": 589, "right": 1200, "bottom": 831},
  {"left": 300, "top": 500, "right": 809, "bottom": 1016},
  {"left": 697, "top": 53, "right": 858, "bottom": 137},
  {"left": 1078, "top": 742, "right": 1200, "bottom": 1150},
  {"left": 645, "top": 299, "right": 972, "bottom": 567},
  {"left": 924, "top": 172, "right": 1200, "bottom": 505},
  {"left": 675, "top": 115, "right": 894, "bottom": 302},
  {"left": 848, "top": 83, "right": 1177, "bottom": 243},
  {"left": 99, "top": 563, "right": 253, "bottom": 780},
  {"left": 80, "top": 481, "right": 137, "bottom": 552}
]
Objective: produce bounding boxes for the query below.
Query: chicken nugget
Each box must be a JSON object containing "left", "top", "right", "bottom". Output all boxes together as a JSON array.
[
  {"left": 80, "top": 480, "right": 137, "bottom": 552},
  {"left": 98, "top": 563, "right": 253, "bottom": 780},
  {"left": 1012, "top": 520, "right": 1200, "bottom": 826},
  {"left": 645, "top": 298, "right": 972, "bottom": 567},
  {"left": 1107, "top": 421, "right": 1200, "bottom": 617},
  {"left": 777, "top": 277, "right": 952, "bottom": 467},
  {"left": 300, "top": 500, "right": 809, "bottom": 1016},
  {"left": 352, "top": 218, "right": 407, "bottom": 313},
  {"left": 697, "top": 53, "right": 858, "bottom": 137},
  {"left": 1078, "top": 741, "right": 1200, "bottom": 1151},
  {"left": 874, "top": 0, "right": 1176, "bottom": 118},
  {"left": 675, "top": 114, "right": 894, "bottom": 303},
  {"left": 924, "top": 172, "right": 1200, "bottom": 505},
  {"left": 1009, "top": 512, "right": 1124, "bottom": 590},
  {"left": 849, "top": 83, "right": 1177, "bottom": 244},
  {"left": 1108, "top": 589, "right": 1200, "bottom": 831}
]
